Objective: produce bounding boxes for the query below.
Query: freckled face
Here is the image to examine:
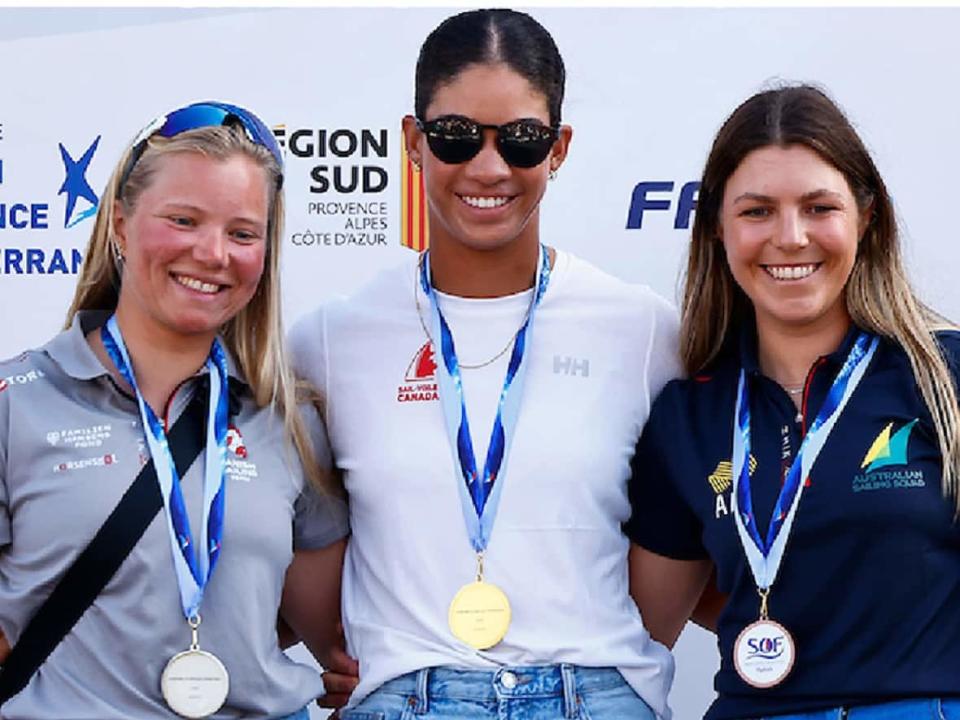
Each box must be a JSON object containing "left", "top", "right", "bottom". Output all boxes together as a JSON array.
[
  {"left": 114, "top": 152, "right": 269, "bottom": 343},
  {"left": 720, "top": 144, "right": 867, "bottom": 336}
]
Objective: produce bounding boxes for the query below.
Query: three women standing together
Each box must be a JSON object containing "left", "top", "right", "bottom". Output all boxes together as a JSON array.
[{"left": 1, "top": 8, "right": 957, "bottom": 720}]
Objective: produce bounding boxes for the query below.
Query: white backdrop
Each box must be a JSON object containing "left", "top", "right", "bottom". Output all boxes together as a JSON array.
[{"left": 1, "top": 7, "right": 958, "bottom": 719}]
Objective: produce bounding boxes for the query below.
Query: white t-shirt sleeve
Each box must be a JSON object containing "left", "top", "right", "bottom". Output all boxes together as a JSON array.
[
  {"left": 289, "top": 308, "right": 348, "bottom": 549},
  {"left": 289, "top": 308, "right": 333, "bottom": 464},
  {"left": 293, "top": 403, "right": 348, "bottom": 550},
  {"left": 288, "top": 306, "right": 329, "bottom": 400},
  {"left": 642, "top": 290, "right": 683, "bottom": 398}
]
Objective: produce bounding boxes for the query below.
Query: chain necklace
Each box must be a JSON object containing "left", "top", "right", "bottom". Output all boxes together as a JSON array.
[
  {"left": 781, "top": 384, "right": 804, "bottom": 424},
  {"left": 413, "top": 252, "right": 538, "bottom": 371}
]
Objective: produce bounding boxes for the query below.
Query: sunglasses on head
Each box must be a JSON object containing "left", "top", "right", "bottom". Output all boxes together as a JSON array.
[
  {"left": 119, "top": 101, "right": 284, "bottom": 191},
  {"left": 416, "top": 115, "right": 559, "bottom": 169}
]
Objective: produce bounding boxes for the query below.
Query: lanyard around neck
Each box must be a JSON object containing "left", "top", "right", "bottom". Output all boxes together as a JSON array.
[
  {"left": 730, "top": 331, "right": 878, "bottom": 592},
  {"left": 419, "top": 245, "right": 551, "bottom": 553},
  {"left": 101, "top": 316, "right": 230, "bottom": 620}
]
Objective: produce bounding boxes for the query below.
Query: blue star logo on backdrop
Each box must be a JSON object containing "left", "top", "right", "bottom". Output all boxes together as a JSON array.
[{"left": 57, "top": 136, "right": 100, "bottom": 229}]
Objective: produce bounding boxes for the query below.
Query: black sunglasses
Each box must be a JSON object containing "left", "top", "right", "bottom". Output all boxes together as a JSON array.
[{"left": 416, "top": 115, "right": 559, "bottom": 169}]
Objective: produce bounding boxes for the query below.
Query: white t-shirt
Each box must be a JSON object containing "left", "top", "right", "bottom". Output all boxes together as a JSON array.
[{"left": 289, "top": 250, "right": 682, "bottom": 719}]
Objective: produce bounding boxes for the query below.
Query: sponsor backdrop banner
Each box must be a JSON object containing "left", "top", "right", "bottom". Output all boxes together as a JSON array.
[{"left": 1, "top": 7, "right": 957, "bottom": 719}]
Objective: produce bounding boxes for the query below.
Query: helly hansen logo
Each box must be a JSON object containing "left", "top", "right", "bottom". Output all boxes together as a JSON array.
[{"left": 553, "top": 355, "right": 589, "bottom": 378}]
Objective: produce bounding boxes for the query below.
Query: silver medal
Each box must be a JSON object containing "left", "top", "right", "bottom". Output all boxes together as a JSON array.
[{"left": 161, "top": 648, "right": 230, "bottom": 718}]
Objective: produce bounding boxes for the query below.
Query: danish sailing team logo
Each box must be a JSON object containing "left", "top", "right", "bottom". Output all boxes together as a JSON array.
[
  {"left": 224, "top": 424, "right": 258, "bottom": 481},
  {"left": 226, "top": 424, "right": 248, "bottom": 458},
  {"left": 853, "top": 419, "right": 923, "bottom": 492},
  {"left": 397, "top": 342, "right": 438, "bottom": 403}
]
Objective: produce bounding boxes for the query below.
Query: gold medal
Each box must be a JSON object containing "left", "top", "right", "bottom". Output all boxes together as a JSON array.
[
  {"left": 448, "top": 552, "right": 511, "bottom": 649},
  {"left": 448, "top": 580, "right": 512, "bottom": 649}
]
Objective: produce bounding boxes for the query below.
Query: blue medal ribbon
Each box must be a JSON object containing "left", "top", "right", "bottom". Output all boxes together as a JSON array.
[
  {"left": 731, "top": 331, "right": 878, "bottom": 592},
  {"left": 102, "top": 316, "right": 229, "bottom": 620},
  {"left": 420, "top": 245, "right": 551, "bottom": 554}
]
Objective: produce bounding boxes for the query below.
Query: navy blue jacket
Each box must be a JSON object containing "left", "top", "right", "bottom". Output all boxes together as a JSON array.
[{"left": 625, "top": 325, "right": 960, "bottom": 719}]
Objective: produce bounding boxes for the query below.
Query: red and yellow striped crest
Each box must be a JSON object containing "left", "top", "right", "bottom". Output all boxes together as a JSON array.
[{"left": 400, "top": 137, "right": 429, "bottom": 252}]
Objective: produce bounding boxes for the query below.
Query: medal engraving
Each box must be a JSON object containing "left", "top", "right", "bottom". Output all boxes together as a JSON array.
[
  {"left": 733, "top": 619, "right": 795, "bottom": 689},
  {"left": 161, "top": 649, "right": 230, "bottom": 718},
  {"left": 448, "top": 580, "right": 512, "bottom": 650}
]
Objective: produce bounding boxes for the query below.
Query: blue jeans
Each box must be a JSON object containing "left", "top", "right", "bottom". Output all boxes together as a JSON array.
[
  {"left": 274, "top": 707, "right": 310, "bottom": 720},
  {"left": 340, "top": 664, "right": 656, "bottom": 720},
  {"left": 756, "top": 698, "right": 960, "bottom": 720}
]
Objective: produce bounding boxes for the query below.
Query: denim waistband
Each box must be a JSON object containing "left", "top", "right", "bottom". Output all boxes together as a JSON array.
[{"left": 377, "top": 664, "right": 626, "bottom": 716}]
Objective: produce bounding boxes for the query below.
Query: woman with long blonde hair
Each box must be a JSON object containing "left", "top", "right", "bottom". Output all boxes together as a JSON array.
[
  {"left": 625, "top": 84, "right": 960, "bottom": 719},
  {"left": 0, "top": 102, "right": 347, "bottom": 719}
]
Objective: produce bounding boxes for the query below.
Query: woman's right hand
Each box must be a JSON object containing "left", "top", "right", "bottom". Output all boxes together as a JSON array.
[
  {"left": 0, "top": 629, "right": 10, "bottom": 664},
  {"left": 318, "top": 642, "right": 360, "bottom": 710}
]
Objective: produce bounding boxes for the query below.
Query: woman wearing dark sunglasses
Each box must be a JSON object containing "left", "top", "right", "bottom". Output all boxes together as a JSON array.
[
  {"left": 0, "top": 102, "right": 347, "bottom": 719},
  {"left": 290, "top": 9, "right": 680, "bottom": 720}
]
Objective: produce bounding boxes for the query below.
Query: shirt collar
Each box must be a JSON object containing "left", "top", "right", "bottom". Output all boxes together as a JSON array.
[
  {"left": 43, "top": 310, "right": 248, "bottom": 387},
  {"left": 42, "top": 310, "right": 113, "bottom": 380}
]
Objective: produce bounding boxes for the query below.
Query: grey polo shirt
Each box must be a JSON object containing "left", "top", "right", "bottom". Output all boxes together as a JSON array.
[{"left": 0, "top": 311, "right": 348, "bottom": 719}]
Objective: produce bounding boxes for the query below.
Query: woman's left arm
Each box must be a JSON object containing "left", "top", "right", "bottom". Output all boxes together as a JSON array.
[
  {"left": 280, "top": 538, "right": 359, "bottom": 708},
  {"left": 629, "top": 544, "right": 714, "bottom": 648},
  {"left": 279, "top": 538, "right": 347, "bottom": 667}
]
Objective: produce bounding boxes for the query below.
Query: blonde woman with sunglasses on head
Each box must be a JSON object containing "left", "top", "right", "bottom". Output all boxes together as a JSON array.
[{"left": 0, "top": 102, "right": 347, "bottom": 719}]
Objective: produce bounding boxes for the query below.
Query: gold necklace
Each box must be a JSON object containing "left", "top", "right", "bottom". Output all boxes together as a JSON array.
[{"left": 413, "top": 252, "right": 537, "bottom": 371}]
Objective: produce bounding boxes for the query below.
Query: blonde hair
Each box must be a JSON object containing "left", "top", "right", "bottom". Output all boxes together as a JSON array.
[
  {"left": 682, "top": 84, "right": 960, "bottom": 508},
  {"left": 66, "top": 123, "right": 336, "bottom": 494}
]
